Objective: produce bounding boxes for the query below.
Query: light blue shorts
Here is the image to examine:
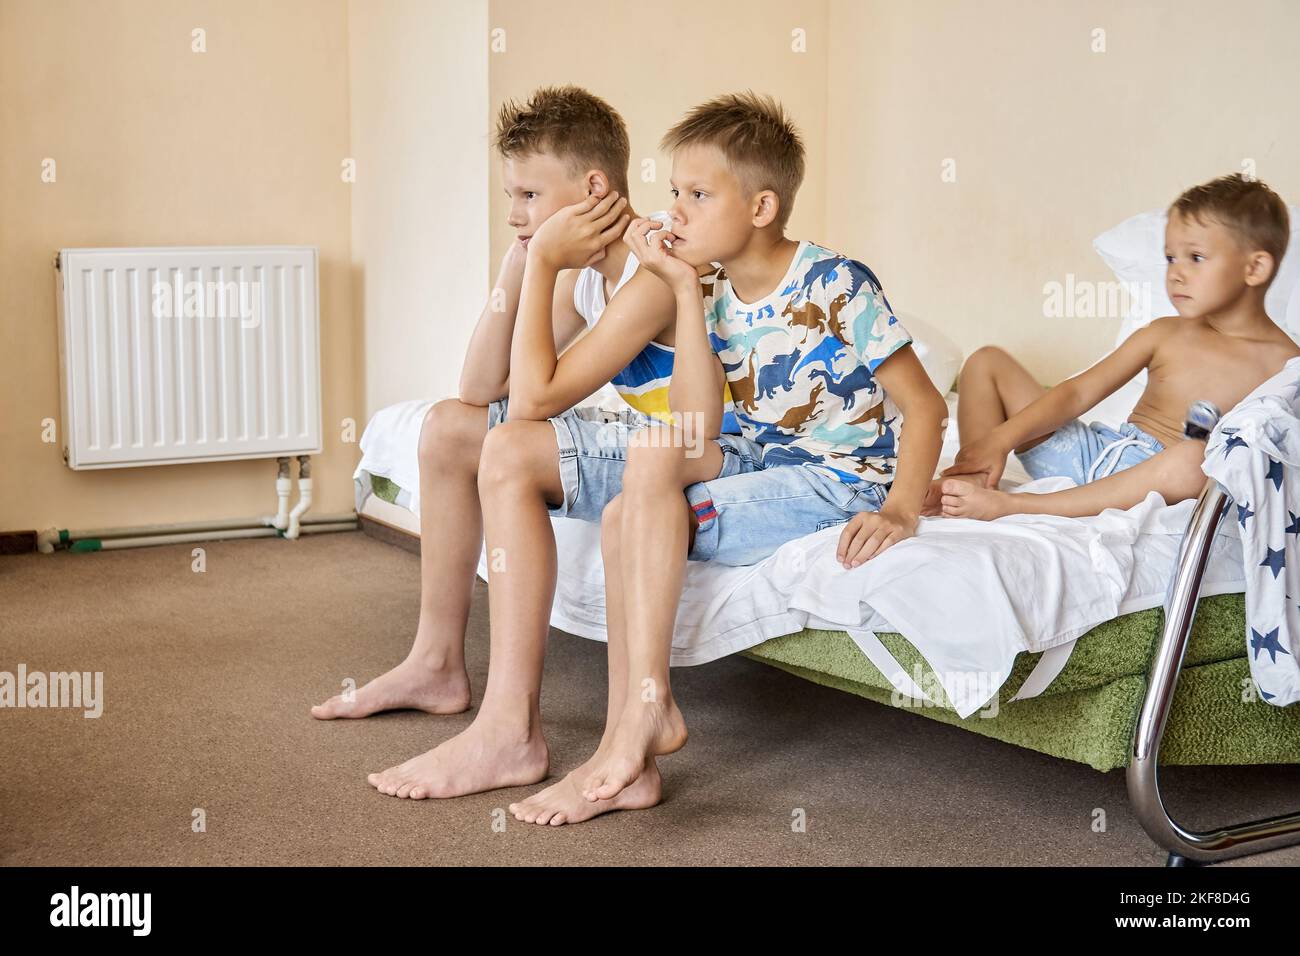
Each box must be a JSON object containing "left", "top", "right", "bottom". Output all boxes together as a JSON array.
[
  {"left": 684, "top": 433, "right": 889, "bottom": 567},
  {"left": 488, "top": 397, "right": 651, "bottom": 523},
  {"left": 1015, "top": 419, "right": 1165, "bottom": 485}
]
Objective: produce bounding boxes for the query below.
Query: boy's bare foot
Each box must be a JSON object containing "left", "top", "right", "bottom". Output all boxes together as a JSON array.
[
  {"left": 922, "top": 472, "right": 989, "bottom": 516},
  {"left": 366, "top": 720, "right": 549, "bottom": 799},
  {"left": 583, "top": 697, "right": 686, "bottom": 803},
  {"left": 310, "top": 656, "right": 471, "bottom": 719},
  {"left": 939, "top": 478, "right": 1015, "bottom": 520},
  {"left": 921, "top": 477, "right": 944, "bottom": 516},
  {"left": 508, "top": 756, "right": 662, "bottom": 826}
]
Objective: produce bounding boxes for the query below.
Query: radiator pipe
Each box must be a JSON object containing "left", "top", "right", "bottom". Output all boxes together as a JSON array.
[
  {"left": 37, "top": 511, "right": 358, "bottom": 551},
  {"left": 37, "top": 456, "right": 353, "bottom": 552},
  {"left": 285, "top": 455, "right": 313, "bottom": 540},
  {"left": 272, "top": 456, "right": 292, "bottom": 530},
  {"left": 80, "top": 521, "right": 358, "bottom": 552}
]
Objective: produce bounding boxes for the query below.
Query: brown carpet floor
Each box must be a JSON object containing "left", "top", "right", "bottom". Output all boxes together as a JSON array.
[{"left": 1, "top": 529, "right": 1298, "bottom": 867}]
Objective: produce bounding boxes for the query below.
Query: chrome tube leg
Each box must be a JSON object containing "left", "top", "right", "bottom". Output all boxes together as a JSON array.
[{"left": 1127, "top": 478, "right": 1300, "bottom": 863}]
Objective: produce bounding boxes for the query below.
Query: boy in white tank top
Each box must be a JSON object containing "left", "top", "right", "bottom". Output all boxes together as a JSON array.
[{"left": 311, "top": 86, "right": 728, "bottom": 806}]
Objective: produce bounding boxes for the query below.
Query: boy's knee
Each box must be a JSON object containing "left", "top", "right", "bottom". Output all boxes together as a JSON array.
[
  {"left": 624, "top": 429, "right": 685, "bottom": 491},
  {"left": 477, "top": 421, "right": 521, "bottom": 491},
  {"left": 962, "top": 345, "right": 1010, "bottom": 375},
  {"left": 600, "top": 496, "right": 624, "bottom": 552},
  {"left": 477, "top": 420, "right": 555, "bottom": 494},
  {"left": 421, "top": 398, "right": 485, "bottom": 467},
  {"left": 1157, "top": 440, "right": 1209, "bottom": 501}
]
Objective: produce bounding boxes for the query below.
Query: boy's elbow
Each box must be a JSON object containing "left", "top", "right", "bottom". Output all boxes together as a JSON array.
[
  {"left": 700, "top": 411, "right": 723, "bottom": 441},
  {"left": 504, "top": 397, "right": 548, "bottom": 421},
  {"left": 505, "top": 386, "right": 568, "bottom": 421},
  {"left": 459, "top": 379, "right": 506, "bottom": 406},
  {"left": 903, "top": 391, "right": 950, "bottom": 429}
]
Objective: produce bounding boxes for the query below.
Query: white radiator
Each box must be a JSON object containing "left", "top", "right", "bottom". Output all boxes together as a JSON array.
[{"left": 54, "top": 246, "right": 323, "bottom": 469}]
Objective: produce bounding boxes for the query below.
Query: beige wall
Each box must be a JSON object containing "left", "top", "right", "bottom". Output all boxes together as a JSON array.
[
  {"left": 825, "top": 0, "right": 1300, "bottom": 384},
  {"left": 0, "top": 0, "right": 358, "bottom": 531},
  {"left": 349, "top": 0, "right": 489, "bottom": 417},
  {"left": 486, "top": 0, "right": 1300, "bottom": 384},
  {"left": 486, "top": 0, "right": 829, "bottom": 271},
  {"left": 4, "top": 0, "right": 1297, "bottom": 535}
]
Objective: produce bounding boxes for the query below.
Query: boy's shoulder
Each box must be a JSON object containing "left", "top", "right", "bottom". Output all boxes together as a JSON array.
[
  {"left": 702, "top": 241, "right": 889, "bottom": 311},
  {"left": 1127, "top": 314, "right": 1198, "bottom": 350},
  {"left": 783, "top": 240, "right": 886, "bottom": 299},
  {"left": 1258, "top": 316, "right": 1300, "bottom": 356},
  {"left": 1144, "top": 315, "right": 1300, "bottom": 380}
]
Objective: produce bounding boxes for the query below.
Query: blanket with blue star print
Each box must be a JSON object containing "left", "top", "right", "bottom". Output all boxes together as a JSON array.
[{"left": 1203, "top": 355, "right": 1300, "bottom": 707}]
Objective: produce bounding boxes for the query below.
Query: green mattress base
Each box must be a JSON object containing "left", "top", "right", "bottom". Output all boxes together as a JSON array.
[
  {"left": 369, "top": 473, "right": 402, "bottom": 504},
  {"left": 745, "top": 595, "right": 1300, "bottom": 772}
]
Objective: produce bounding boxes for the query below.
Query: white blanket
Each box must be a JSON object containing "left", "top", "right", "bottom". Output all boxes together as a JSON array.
[
  {"left": 355, "top": 395, "right": 1247, "bottom": 718},
  {"left": 354, "top": 399, "right": 435, "bottom": 515},
  {"left": 1202, "top": 356, "right": 1300, "bottom": 707},
  {"left": 508, "top": 488, "right": 1244, "bottom": 717}
]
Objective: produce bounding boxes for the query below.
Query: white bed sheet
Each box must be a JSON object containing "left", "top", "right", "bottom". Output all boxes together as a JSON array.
[{"left": 356, "top": 394, "right": 1246, "bottom": 717}]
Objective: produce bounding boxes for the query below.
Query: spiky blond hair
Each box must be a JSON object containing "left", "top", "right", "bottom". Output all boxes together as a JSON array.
[
  {"left": 660, "top": 91, "right": 806, "bottom": 229},
  {"left": 493, "top": 85, "right": 630, "bottom": 195}
]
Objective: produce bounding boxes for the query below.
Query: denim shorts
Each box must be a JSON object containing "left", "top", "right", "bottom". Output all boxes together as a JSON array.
[
  {"left": 488, "top": 397, "right": 652, "bottom": 523},
  {"left": 1015, "top": 419, "right": 1165, "bottom": 485},
  {"left": 684, "top": 433, "right": 890, "bottom": 567}
]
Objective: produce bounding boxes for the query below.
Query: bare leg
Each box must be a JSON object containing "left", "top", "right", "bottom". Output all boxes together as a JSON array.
[
  {"left": 508, "top": 494, "right": 663, "bottom": 825},
  {"left": 940, "top": 439, "right": 1207, "bottom": 520},
  {"left": 312, "top": 399, "right": 482, "bottom": 719},
  {"left": 955, "top": 346, "right": 1050, "bottom": 448},
  {"left": 581, "top": 430, "right": 724, "bottom": 804},
  {"left": 367, "top": 419, "right": 570, "bottom": 798},
  {"left": 922, "top": 347, "right": 1051, "bottom": 514}
]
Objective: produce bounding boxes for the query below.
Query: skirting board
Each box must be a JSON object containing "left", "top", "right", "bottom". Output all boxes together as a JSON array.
[
  {"left": 359, "top": 513, "right": 420, "bottom": 556},
  {"left": 0, "top": 531, "right": 37, "bottom": 555}
]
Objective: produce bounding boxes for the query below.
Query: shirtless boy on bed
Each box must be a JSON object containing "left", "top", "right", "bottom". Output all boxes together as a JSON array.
[
  {"left": 311, "top": 86, "right": 733, "bottom": 801},
  {"left": 928, "top": 173, "right": 1297, "bottom": 521}
]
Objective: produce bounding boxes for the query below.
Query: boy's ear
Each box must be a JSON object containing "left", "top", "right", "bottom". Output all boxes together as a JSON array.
[
  {"left": 752, "top": 190, "right": 780, "bottom": 229},
  {"left": 1244, "top": 249, "right": 1276, "bottom": 288},
  {"left": 585, "top": 170, "right": 609, "bottom": 198}
]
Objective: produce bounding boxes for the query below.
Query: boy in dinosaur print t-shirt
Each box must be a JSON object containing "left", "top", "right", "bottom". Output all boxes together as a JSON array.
[
  {"left": 506, "top": 93, "right": 947, "bottom": 829},
  {"left": 703, "top": 240, "right": 912, "bottom": 484}
]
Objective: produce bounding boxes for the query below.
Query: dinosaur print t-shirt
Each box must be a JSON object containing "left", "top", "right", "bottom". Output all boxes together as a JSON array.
[{"left": 701, "top": 240, "right": 912, "bottom": 485}]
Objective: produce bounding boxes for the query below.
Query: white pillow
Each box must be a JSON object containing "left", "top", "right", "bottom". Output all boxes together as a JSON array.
[
  {"left": 1093, "top": 205, "right": 1300, "bottom": 348},
  {"left": 896, "top": 311, "right": 963, "bottom": 394}
]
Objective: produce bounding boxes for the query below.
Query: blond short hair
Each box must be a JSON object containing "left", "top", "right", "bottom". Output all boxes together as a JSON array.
[
  {"left": 493, "top": 85, "right": 630, "bottom": 196},
  {"left": 660, "top": 91, "right": 806, "bottom": 230},
  {"left": 1171, "top": 173, "right": 1290, "bottom": 278}
]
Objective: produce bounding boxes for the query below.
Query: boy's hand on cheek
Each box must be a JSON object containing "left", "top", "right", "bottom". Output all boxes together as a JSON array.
[
  {"left": 837, "top": 509, "right": 917, "bottom": 568},
  {"left": 624, "top": 217, "right": 697, "bottom": 292},
  {"left": 528, "top": 192, "right": 629, "bottom": 271}
]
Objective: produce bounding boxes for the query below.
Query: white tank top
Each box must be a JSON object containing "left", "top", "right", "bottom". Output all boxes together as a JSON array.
[
  {"left": 572, "top": 210, "right": 670, "bottom": 326},
  {"left": 563, "top": 211, "right": 739, "bottom": 431},
  {"left": 573, "top": 247, "right": 642, "bottom": 327}
]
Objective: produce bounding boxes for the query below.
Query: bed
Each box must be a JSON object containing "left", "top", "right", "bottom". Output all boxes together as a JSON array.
[
  {"left": 354, "top": 385, "right": 1300, "bottom": 865},
  {"left": 352, "top": 206, "right": 1300, "bottom": 864}
]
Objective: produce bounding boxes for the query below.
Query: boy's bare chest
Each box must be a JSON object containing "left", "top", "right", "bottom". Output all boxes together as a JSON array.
[{"left": 1148, "top": 333, "right": 1291, "bottom": 417}]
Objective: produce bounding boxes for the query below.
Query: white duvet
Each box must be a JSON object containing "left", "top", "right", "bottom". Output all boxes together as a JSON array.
[{"left": 356, "top": 395, "right": 1247, "bottom": 718}]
